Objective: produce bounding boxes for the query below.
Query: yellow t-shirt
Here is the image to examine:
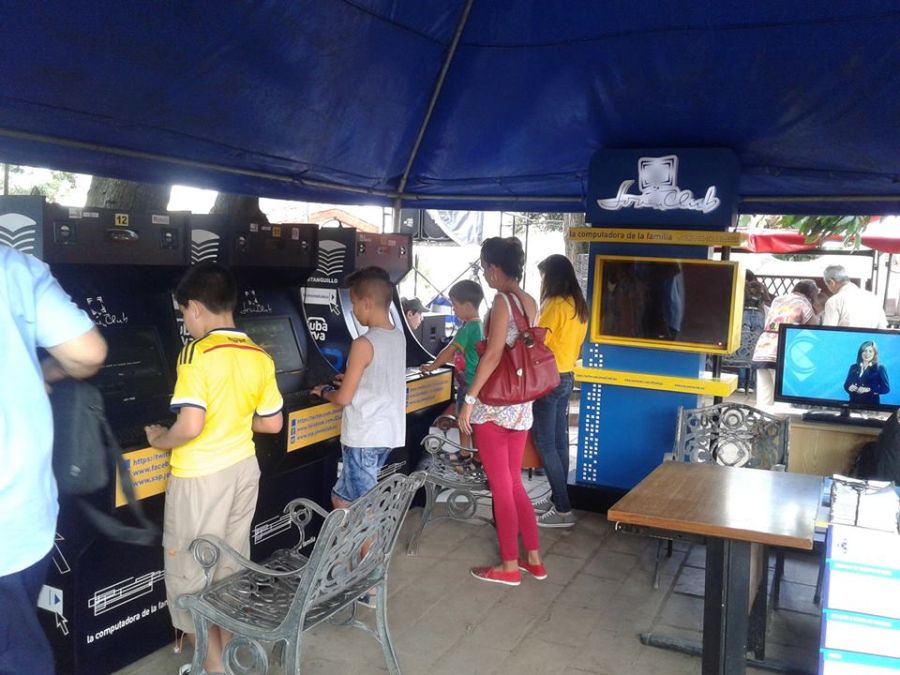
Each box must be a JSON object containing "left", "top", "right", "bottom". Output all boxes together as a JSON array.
[
  {"left": 169, "top": 329, "right": 283, "bottom": 478},
  {"left": 538, "top": 297, "right": 588, "bottom": 373}
]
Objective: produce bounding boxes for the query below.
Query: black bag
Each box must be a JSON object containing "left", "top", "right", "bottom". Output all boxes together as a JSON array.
[
  {"left": 49, "top": 379, "right": 160, "bottom": 546},
  {"left": 853, "top": 411, "right": 900, "bottom": 483}
]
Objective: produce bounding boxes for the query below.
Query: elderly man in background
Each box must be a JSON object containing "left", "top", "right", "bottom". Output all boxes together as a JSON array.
[{"left": 822, "top": 265, "right": 888, "bottom": 329}]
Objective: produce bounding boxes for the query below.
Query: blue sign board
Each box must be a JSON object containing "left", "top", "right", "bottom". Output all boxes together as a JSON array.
[{"left": 586, "top": 148, "right": 739, "bottom": 228}]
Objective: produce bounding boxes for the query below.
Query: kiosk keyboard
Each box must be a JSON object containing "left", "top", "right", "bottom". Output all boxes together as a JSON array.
[{"left": 116, "top": 419, "right": 173, "bottom": 449}]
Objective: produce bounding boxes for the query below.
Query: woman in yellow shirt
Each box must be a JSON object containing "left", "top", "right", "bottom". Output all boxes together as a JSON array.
[{"left": 533, "top": 255, "right": 588, "bottom": 528}]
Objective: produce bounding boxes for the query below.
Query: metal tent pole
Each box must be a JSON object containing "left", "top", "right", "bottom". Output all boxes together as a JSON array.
[
  {"left": 392, "top": 0, "right": 475, "bottom": 228},
  {"left": 713, "top": 246, "right": 731, "bottom": 405}
]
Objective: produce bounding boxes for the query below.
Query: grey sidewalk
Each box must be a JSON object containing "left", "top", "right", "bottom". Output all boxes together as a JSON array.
[{"left": 115, "top": 507, "right": 819, "bottom": 675}]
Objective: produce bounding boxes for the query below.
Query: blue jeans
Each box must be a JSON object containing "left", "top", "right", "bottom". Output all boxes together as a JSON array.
[
  {"left": 531, "top": 372, "right": 574, "bottom": 513},
  {"left": 332, "top": 446, "right": 392, "bottom": 502},
  {"left": 0, "top": 550, "right": 55, "bottom": 675}
]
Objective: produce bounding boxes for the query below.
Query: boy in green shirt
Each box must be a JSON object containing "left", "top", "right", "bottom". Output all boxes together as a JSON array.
[{"left": 422, "top": 280, "right": 484, "bottom": 457}]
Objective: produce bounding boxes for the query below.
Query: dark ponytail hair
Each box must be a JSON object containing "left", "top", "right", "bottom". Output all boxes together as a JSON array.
[
  {"left": 481, "top": 237, "right": 525, "bottom": 281},
  {"left": 538, "top": 254, "right": 589, "bottom": 322}
]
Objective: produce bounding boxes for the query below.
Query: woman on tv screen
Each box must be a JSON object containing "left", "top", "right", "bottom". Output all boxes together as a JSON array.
[{"left": 844, "top": 340, "right": 890, "bottom": 406}]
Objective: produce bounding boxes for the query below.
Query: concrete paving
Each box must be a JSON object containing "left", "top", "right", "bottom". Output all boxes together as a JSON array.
[{"left": 114, "top": 503, "right": 820, "bottom": 675}]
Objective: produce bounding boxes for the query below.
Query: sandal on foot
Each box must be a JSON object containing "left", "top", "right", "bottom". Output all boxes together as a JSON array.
[{"left": 447, "top": 450, "right": 473, "bottom": 463}]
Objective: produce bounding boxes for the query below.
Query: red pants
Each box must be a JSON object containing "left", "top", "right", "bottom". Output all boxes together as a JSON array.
[{"left": 473, "top": 422, "right": 540, "bottom": 561}]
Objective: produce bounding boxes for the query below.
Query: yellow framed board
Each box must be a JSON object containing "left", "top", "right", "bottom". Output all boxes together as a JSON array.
[
  {"left": 406, "top": 370, "right": 453, "bottom": 414},
  {"left": 287, "top": 402, "right": 343, "bottom": 452},
  {"left": 590, "top": 254, "right": 743, "bottom": 355},
  {"left": 115, "top": 447, "right": 172, "bottom": 507},
  {"left": 568, "top": 227, "right": 746, "bottom": 247},
  {"left": 574, "top": 365, "right": 738, "bottom": 397},
  {"left": 287, "top": 370, "right": 454, "bottom": 452}
]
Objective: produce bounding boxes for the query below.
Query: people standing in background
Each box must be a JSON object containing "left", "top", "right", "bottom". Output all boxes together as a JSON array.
[
  {"left": 1, "top": 247, "right": 107, "bottom": 675},
  {"left": 822, "top": 265, "right": 887, "bottom": 329},
  {"left": 458, "top": 237, "right": 546, "bottom": 586},
  {"left": 746, "top": 270, "right": 773, "bottom": 308},
  {"left": 401, "top": 297, "right": 426, "bottom": 331},
  {"left": 751, "top": 279, "right": 819, "bottom": 407},
  {"left": 813, "top": 291, "right": 830, "bottom": 325},
  {"left": 531, "top": 255, "right": 588, "bottom": 529}
]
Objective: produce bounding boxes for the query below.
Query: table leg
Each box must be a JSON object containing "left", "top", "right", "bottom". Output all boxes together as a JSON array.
[
  {"left": 747, "top": 545, "right": 769, "bottom": 661},
  {"left": 702, "top": 538, "right": 751, "bottom": 675}
]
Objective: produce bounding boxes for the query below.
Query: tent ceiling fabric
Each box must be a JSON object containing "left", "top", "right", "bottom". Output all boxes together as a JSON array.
[{"left": 0, "top": 2, "right": 899, "bottom": 213}]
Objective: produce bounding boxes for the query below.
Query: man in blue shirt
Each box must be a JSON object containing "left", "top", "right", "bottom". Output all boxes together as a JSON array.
[{"left": 1, "top": 246, "right": 107, "bottom": 674}]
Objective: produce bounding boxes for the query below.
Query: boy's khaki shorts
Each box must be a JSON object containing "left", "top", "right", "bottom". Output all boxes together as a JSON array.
[{"left": 162, "top": 455, "right": 260, "bottom": 633}]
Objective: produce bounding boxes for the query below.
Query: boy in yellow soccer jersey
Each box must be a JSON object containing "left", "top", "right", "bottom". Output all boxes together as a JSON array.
[{"left": 144, "top": 263, "right": 283, "bottom": 675}]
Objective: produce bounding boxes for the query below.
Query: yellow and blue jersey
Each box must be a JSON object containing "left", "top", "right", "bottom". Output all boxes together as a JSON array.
[{"left": 169, "top": 328, "right": 282, "bottom": 478}]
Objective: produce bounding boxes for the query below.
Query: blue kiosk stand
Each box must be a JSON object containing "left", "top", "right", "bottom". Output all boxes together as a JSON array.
[{"left": 570, "top": 148, "right": 743, "bottom": 511}]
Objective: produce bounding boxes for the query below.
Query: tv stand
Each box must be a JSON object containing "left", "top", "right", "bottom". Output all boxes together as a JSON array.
[{"left": 801, "top": 408, "right": 887, "bottom": 429}]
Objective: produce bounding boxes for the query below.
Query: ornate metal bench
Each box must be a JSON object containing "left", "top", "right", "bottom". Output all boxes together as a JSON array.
[
  {"left": 406, "top": 414, "right": 548, "bottom": 555},
  {"left": 406, "top": 415, "right": 491, "bottom": 555},
  {"left": 177, "top": 471, "right": 426, "bottom": 675}
]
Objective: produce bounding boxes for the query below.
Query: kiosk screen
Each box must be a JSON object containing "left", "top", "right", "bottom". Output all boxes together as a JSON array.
[
  {"left": 237, "top": 316, "right": 304, "bottom": 374},
  {"left": 92, "top": 325, "right": 172, "bottom": 422}
]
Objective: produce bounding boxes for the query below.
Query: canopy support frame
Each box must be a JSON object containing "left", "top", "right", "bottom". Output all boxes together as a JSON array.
[{"left": 391, "top": 0, "right": 476, "bottom": 230}]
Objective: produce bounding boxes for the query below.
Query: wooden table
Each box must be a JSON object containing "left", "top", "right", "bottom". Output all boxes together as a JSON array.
[{"left": 608, "top": 462, "right": 823, "bottom": 675}]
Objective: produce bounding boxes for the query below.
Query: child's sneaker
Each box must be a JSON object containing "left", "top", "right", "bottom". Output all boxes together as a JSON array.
[{"left": 537, "top": 507, "right": 576, "bottom": 529}]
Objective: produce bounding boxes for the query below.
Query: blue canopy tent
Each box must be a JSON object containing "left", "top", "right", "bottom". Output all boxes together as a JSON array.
[{"left": 0, "top": 2, "right": 898, "bottom": 214}]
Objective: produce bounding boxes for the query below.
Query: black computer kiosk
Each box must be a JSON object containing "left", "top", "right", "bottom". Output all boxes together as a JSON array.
[
  {"left": 33, "top": 204, "right": 188, "bottom": 675},
  {"left": 188, "top": 215, "right": 339, "bottom": 560},
  {"left": 300, "top": 227, "right": 453, "bottom": 475}
]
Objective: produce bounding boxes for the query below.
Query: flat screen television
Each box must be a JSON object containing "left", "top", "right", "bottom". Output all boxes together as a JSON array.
[
  {"left": 775, "top": 324, "right": 900, "bottom": 413},
  {"left": 236, "top": 315, "right": 304, "bottom": 374},
  {"left": 591, "top": 255, "right": 743, "bottom": 354}
]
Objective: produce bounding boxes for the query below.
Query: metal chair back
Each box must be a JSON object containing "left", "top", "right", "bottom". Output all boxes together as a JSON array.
[
  {"left": 672, "top": 402, "right": 789, "bottom": 470},
  {"left": 291, "top": 471, "right": 425, "bottom": 627},
  {"left": 722, "top": 306, "right": 766, "bottom": 369}
]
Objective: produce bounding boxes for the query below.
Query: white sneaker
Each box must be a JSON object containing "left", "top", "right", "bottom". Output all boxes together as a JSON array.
[{"left": 538, "top": 507, "right": 576, "bottom": 529}]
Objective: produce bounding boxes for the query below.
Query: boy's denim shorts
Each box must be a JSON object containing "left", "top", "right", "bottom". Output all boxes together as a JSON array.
[{"left": 332, "top": 445, "right": 392, "bottom": 502}]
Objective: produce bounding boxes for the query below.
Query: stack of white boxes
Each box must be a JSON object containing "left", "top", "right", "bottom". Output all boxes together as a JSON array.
[{"left": 820, "top": 523, "right": 900, "bottom": 673}]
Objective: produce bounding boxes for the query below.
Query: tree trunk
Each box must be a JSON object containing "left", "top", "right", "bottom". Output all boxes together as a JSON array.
[
  {"left": 210, "top": 193, "right": 269, "bottom": 224},
  {"left": 563, "top": 212, "right": 589, "bottom": 294},
  {"left": 85, "top": 177, "right": 171, "bottom": 211},
  {"left": 564, "top": 211, "right": 586, "bottom": 261}
]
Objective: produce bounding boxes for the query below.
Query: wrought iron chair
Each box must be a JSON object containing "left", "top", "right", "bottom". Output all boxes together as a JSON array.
[
  {"left": 406, "top": 415, "right": 491, "bottom": 555},
  {"left": 671, "top": 401, "right": 789, "bottom": 470},
  {"left": 177, "top": 471, "right": 426, "bottom": 675},
  {"left": 651, "top": 402, "right": 791, "bottom": 588},
  {"left": 722, "top": 305, "right": 766, "bottom": 392}
]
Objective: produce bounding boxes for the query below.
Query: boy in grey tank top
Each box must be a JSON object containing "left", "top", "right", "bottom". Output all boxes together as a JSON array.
[{"left": 312, "top": 266, "right": 406, "bottom": 509}]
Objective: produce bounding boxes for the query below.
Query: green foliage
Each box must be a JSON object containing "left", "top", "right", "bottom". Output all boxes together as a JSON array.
[
  {"left": 509, "top": 212, "right": 566, "bottom": 232},
  {"left": 781, "top": 215, "right": 871, "bottom": 247},
  {"left": 3, "top": 165, "right": 79, "bottom": 202},
  {"left": 739, "top": 213, "right": 871, "bottom": 248}
]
